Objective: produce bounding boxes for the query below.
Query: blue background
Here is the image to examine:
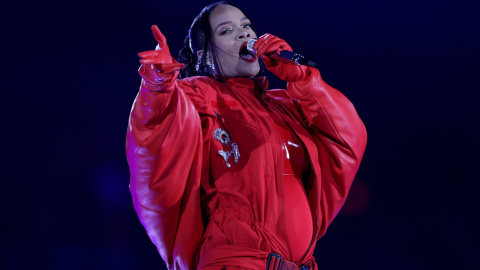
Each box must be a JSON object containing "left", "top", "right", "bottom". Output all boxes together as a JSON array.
[{"left": 3, "top": 0, "right": 479, "bottom": 269}]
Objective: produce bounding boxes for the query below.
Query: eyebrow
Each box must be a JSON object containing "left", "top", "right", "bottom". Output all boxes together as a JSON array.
[{"left": 214, "top": 17, "right": 248, "bottom": 32}]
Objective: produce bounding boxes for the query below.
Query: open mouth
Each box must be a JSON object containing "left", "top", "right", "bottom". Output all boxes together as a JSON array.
[{"left": 239, "top": 41, "right": 256, "bottom": 62}]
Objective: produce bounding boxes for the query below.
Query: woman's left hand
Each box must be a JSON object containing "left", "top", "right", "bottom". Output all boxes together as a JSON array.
[{"left": 253, "top": 34, "right": 309, "bottom": 82}]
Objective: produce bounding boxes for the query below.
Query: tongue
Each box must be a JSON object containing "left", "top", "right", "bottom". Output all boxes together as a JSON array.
[{"left": 240, "top": 54, "right": 253, "bottom": 60}]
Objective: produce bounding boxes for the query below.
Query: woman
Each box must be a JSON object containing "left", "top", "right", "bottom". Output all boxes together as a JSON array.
[{"left": 126, "top": 2, "right": 367, "bottom": 270}]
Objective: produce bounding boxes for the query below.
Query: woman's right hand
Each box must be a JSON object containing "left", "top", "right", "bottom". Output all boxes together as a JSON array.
[
  {"left": 138, "top": 25, "right": 183, "bottom": 69},
  {"left": 254, "top": 33, "right": 308, "bottom": 82}
]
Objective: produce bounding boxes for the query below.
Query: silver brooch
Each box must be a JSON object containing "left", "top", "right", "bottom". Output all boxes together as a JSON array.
[
  {"left": 231, "top": 143, "right": 240, "bottom": 164},
  {"left": 217, "top": 150, "right": 232, "bottom": 168},
  {"left": 213, "top": 128, "right": 240, "bottom": 168},
  {"left": 214, "top": 128, "right": 231, "bottom": 146}
]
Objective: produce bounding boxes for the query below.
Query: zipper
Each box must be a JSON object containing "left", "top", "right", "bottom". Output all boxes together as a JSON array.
[
  {"left": 214, "top": 111, "right": 223, "bottom": 122},
  {"left": 214, "top": 111, "right": 229, "bottom": 132},
  {"left": 257, "top": 81, "right": 320, "bottom": 265}
]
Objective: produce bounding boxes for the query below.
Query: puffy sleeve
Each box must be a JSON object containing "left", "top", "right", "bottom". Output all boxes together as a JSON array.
[
  {"left": 286, "top": 67, "right": 367, "bottom": 239},
  {"left": 126, "top": 63, "right": 206, "bottom": 270}
]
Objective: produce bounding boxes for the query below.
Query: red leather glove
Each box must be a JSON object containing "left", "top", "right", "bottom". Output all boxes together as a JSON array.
[
  {"left": 138, "top": 25, "right": 184, "bottom": 74},
  {"left": 253, "top": 33, "right": 309, "bottom": 82}
]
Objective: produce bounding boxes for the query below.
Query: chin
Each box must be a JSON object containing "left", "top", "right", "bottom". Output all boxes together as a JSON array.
[
  {"left": 224, "top": 61, "right": 260, "bottom": 77},
  {"left": 241, "top": 63, "right": 261, "bottom": 77}
]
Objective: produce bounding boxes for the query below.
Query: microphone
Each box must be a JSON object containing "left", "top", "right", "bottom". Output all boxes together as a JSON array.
[{"left": 247, "top": 38, "right": 316, "bottom": 67}]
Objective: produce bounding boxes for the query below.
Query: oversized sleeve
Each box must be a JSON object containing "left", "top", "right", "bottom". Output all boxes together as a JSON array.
[
  {"left": 126, "top": 63, "right": 205, "bottom": 270},
  {"left": 286, "top": 67, "right": 368, "bottom": 239}
]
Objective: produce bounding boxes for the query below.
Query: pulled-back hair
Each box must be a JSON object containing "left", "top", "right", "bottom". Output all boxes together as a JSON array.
[{"left": 177, "top": 1, "right": 262, "bottom": 79}]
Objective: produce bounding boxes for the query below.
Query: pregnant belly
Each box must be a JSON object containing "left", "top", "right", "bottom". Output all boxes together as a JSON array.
[{"left": 283, "top": 174, "right": 313, "bottom": 262}]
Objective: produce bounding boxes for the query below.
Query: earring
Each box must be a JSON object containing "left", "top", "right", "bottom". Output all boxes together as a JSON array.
[
  {"left": 195, "top": 57, "right": 201, "bottom": 72},
  {"left": 205, "top": 51, "right": 217, "bottom": 76}
]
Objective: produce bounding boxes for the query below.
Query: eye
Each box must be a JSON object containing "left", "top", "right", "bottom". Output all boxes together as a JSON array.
[
  {"left": 243, "top": 24, "right": 252, "bottom": 29},
  {"left": 220, "top": 28, "right": 232, "bottom": 35}
]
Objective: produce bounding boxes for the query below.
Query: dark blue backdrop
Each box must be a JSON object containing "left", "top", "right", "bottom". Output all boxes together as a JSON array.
[{"left": 3, "top": 0, "right": 479, "bottom": 269}]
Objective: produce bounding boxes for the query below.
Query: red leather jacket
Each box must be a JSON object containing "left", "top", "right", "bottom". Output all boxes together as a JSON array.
[{"left": 126, "top": 63, "right": 367, "bottom": 270}]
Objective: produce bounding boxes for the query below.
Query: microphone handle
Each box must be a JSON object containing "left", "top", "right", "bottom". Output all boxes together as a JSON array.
[
  {"left": 267, "top": 50, "right": 316, "bottom": 67},
  {"left": 246, "top": 38, "right": 316, "bottom": 67}
]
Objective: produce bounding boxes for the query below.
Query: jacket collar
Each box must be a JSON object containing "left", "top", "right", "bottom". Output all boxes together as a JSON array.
[{"left": 215, "top": 76, "right": 269, "bottom": 92}]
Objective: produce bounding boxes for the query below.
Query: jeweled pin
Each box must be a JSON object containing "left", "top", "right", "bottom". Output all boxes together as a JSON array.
[
  {"left": 231, "top": 143, "right": 240, "bottom": 164},
  {"left": 213, "top": 128, "right": 231, "bottom": 147},
  {"left": 217, "top": 150, "right": 232, "bottom": 168}
]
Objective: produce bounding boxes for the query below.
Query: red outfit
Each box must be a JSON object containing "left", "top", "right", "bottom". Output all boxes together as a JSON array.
[
  {"left": 268, "top": 103, "right": 313, "bottom": 262},
  {"left": 126, "top": 60, "right": 367, "bottom": 270}
]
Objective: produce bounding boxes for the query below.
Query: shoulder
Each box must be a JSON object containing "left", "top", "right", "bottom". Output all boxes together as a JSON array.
[
  {"left": 169, "top": 76, "right": 218, "bottom": 100},
  {"left": 266, "top": 89, "right": 291, "bottom": 100},
  {"left": 266, "top": 89, "right": 300, "bottom": 106},
  {"left": 180, "top": 76, "right": 218, "bottom": 90}
]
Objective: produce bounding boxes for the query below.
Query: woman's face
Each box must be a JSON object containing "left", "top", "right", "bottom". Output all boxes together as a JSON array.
[{"left": 208, "top": 5, "right": 260, "bottom": 77}]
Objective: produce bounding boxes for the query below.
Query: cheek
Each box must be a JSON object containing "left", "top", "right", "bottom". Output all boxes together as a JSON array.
[{"left": 214, "top": 40, "right": 236, "bottom": 56}]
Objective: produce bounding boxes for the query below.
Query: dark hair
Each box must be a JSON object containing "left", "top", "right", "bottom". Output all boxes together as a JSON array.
[{"left": 177, "top": 1, "right": 262, "bottom": 79}]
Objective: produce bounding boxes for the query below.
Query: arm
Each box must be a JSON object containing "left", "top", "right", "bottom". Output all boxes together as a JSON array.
[
  {"left": 287, "top": 67, "right": 367, "bottom": 162},
  {"left": 288, "top": 67, "right": 367, "bottom": 238},
  {"left": 254, "top": 34, "right": 367, "bottom": 237},
  {"left": 126, "top": 26, "right": 204, "bottom": 270}
]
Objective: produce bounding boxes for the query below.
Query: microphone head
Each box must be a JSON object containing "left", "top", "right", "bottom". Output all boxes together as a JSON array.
[{"left": 246, "top": 38, "right": 257, "bottom": 56}]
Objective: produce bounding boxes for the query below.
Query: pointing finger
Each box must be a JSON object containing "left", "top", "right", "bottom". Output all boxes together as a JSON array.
[{"left": 151, "top": 25, "right": 166, "bottom": 46}]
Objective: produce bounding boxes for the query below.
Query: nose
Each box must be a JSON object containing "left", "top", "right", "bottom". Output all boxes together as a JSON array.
[{"left": 237, "top": 31, "right": 251, "bottom": 40}]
